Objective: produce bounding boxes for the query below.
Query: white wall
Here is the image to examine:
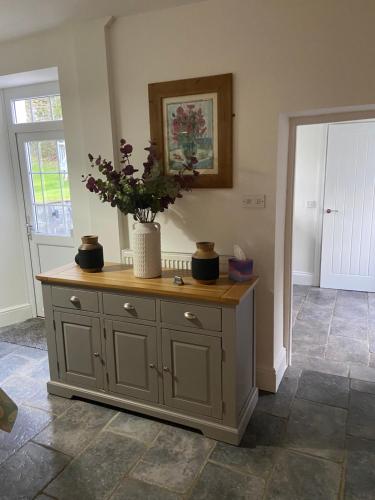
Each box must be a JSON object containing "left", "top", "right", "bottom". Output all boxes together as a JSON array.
[
  {"left": 2, "top": 0, "right": 375, "bottom": 389},
  {"left": 292, "top": 124, "right": 327, "bottom": 286},
  {"left": 0, "top": 91, "right": 31, "bottom": 326}
]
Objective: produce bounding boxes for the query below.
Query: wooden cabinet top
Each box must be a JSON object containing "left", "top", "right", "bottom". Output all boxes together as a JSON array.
[{"left": 36, "top": 262, "right": 258, "bottom": 305}]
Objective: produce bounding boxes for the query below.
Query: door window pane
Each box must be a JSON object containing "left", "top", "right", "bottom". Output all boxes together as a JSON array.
[
  {"left": 25, "top": 139, "right": 72, "bottom": 236},
  {"left": 13, "top": 95, "right": 63, "bottom": 124}
]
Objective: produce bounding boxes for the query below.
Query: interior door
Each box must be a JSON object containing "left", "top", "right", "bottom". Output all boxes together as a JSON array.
[
  {"left": 320, "top": 121, "right": 375, "bottom": 292},
  {"left": 17, "top": 131, "right": 75, "bottom": 316},
  {"left": 55, "top": 311, "right": 103, "bottom": 389},
  {"left": 105, "top": 320, "right": 159, "bottom": 402},
  {"left": 162, "top": 329, "right": 222, "bottom": 418}
]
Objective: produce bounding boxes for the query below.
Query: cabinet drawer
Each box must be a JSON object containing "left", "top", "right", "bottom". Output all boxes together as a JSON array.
[
  {"left": 52, "top": 286, "right": 99, "bottom": 312},
  {"left": 103, "top": 293, "right": 156, "bottom": 321},
  {"left": 161, "top": 301, "right": 221, "bottom": 332}
]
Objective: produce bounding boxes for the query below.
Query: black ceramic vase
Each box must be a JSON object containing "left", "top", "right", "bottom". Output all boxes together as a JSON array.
[
  {"left": 75, "top": 235, "right": 104, "bottom": 272},
  {"left": 192, "top": 242, "right": 219, "bottom": 284}
]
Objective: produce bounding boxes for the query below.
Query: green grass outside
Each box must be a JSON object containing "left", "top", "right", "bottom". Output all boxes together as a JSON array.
[{"left": 31, "top": 159, "right": 71, "bottom": 204}]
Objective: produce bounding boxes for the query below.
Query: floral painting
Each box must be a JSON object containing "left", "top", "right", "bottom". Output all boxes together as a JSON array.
[{"left": 163, "top": 93, "right": 218, "bottom": 175}]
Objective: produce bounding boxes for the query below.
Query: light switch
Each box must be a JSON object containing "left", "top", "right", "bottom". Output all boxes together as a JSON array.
[
  {"left": 306, "top": 200, "right": 317, "bottom": 208},
  {"left": 242, "top": 194, "right": 266, "bottom": 208}
]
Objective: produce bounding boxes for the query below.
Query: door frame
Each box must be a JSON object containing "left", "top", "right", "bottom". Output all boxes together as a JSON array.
[
  {"left": 284, "top": 109, "right": 375, "bottom": 365},
  {"left": 3, "top": 82, "right": 64, "bottom": 317}
]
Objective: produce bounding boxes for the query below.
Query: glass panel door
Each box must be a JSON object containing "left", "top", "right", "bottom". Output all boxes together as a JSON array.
[{"left": 17, "top": 131, "right": 75, "bottom": 316}]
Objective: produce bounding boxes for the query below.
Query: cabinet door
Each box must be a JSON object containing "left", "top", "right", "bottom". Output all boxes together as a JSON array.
[
  {"left": 54, "top": 311, "right": 103, "bottom": 389},
  {"left": 162, "top": 329, "right": 222, "bottom": 418},
  {"left": 105, "top": 321, "right": 158, "bottom": 403}
]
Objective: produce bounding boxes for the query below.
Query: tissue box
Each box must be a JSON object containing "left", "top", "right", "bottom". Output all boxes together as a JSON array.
[{"left": 228, "top": 258, "right": 253, "bottom": 282}]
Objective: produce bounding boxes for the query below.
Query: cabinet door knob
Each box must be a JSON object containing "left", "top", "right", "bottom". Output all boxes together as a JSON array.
[
  {"left": 149, "top": 363, "right": 155, "bottom": 368},
  {"left": 70, "top": 295, "right": 80, "bottom": 305},
  {"left": 184, "top": 311, "right": 196, "bottom": 320},
  {"left": 93, "top": 352, "right": 100, "bottom": 357},
  {"left": 124, "top": 302, "right": 135, "bottom": 311},
  {"left": 163, "top": 366, "right": 169, "bottom": 371}
]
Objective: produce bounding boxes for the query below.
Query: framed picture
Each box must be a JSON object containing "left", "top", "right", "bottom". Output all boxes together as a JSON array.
[{"left": 148, "top": 73, "right": 233, "bottom": 188}]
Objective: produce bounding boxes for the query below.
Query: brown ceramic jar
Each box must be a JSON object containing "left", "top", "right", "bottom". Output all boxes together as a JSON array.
[{"left": 191, "top": 242, "right": 219, "bottom": 284}]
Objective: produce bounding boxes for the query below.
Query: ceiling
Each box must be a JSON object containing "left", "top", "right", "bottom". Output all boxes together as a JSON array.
[{"left": 0, "top": 0, "right": 204, "bottom": 43}]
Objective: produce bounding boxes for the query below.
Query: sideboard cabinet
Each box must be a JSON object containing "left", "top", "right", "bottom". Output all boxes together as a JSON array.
[{"left": 37, "top": 263, "right": 258, "bottom": 445}]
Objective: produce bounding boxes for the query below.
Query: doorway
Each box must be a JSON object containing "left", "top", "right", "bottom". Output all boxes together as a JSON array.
[
  {"left": 288, "top": 113, "right": 375, "bottom": 371},
  {"left": 4, "top": 82, "right": 75, "bottom": 317}
]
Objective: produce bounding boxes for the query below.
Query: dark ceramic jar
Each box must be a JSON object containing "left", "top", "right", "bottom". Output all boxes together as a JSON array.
[
  {"left": 192, "top": 242, "right": 219, "bottom": 284},
  {"left": 75, "top": 235, "right": 104, "bottom": 272}
]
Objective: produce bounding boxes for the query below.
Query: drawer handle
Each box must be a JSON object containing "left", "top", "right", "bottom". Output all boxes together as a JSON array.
[
  {"left": 184, "top": 311, "right": 196, "bottom": 320},
  {"left": 93, "top": 352, "right": 100, "bottom": 357},
  {"left": 124, "top": 303, "right": 135, "bottom": 311},
  {"left": 70, "top": 296, "right": 80, "bottom": 305},
  {"left": 163, "top": 366, "right": 169, "bottom": 372},
  {"left": 149, "top": 363, "right": 155, "bottom": 368}
]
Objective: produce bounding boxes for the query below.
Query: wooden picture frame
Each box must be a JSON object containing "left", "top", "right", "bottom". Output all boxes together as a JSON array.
[{"left": 148, "top": 73, "right": 233, "bottom": 188}]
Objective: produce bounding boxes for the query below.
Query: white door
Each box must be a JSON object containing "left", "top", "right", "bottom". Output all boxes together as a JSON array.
[
  {"left": 320, "top": 121, "right": 375, "bottom": 292},
  {"left": 17, "top": 131, "right": 75, "bottom": 315}
]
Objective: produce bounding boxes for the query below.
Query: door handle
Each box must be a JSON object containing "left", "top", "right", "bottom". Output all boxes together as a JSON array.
[
  {"left": 26, "top": 223, "right": 33, "bottom": 239},
  {"left": 326, "top": 209, "right": 339, "bottom": 214}
]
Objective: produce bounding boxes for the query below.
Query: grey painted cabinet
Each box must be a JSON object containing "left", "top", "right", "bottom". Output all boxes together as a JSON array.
[
  {"left": 162, "top": 329, "right": 222, "bottom": 418},
  {"left": 54, "top": 311, "right": 103, "bottom": 390},
  {"left": 105, "top": 320, "right": 158, "bottom": 402},
  {"left": 41, "top": 277, "right": 258, "bottom": 445}
]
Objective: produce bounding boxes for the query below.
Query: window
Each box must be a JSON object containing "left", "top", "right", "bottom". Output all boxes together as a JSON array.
[
  {"left": 13, "top": 94, "right": 62, "bottom": 124},
  {"left": 24, "top": 138, "right": 72, "bottom": 236}
]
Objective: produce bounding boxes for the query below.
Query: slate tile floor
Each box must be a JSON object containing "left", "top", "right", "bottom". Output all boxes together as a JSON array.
[{"left": 0, "top": 290, "right": 375, "bottom": 499}]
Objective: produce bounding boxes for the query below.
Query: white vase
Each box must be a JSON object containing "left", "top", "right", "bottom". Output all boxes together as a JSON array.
[{"left": 132, "top": 222, "right": 161, "bottom": 278}]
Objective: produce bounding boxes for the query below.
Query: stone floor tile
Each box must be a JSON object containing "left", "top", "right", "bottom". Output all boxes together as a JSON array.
[
  {"left": 0, "top": 317, "right": 47, "bottom": 350},
  {"left": 0, "top": 341, "right": 18, "bottom": 359},
  {"left": 369, "top": 353, "right": 375, "bottom": 367},
  {"left": 292, "top": 341, "right": 325, "bottom": 358},
  {"left": 35, "top": 495, "right": 54, "bottom": 499},
  {"left": 347, "top": 390, "right": 375, "bottom": 441},
  {"left": 131, "top": 426, "right": 214, "bottom": 493},
  {"left": 26, "top": 357, "right": 51, "bottom": 382},
  {"left": 296, "top": 370, "right": 349, "bottom": 408},
  {"left": 111, "top": 478, "right": 182, "bottom": 500},
  {"left": 349, "top": 364, "right": 375, "bottom": 382},
  {"left": 266, "top": 450, "right": 341, "bottom": 500},
  {"left": 0, "top": 441, "right": 70, "bottom": 500},
  {"left": 256, "top": 373, "right": 298, "bottom": 418},
  {"left": 105, "top": 410, "right": 161, "bottom": 443},
  {"left": 291, "top": 354, "right": 349, "bottom": 377},
  {"left": 189, "top": 462, "right": 265, "bottom": 500},
  {"left": 210, "top": 411, "right": 286, "bottom": 478},
  {"left": 0, "top": 353, "right": 34, "bottom": 383},
  {"left": 284, "top": 399, "right": 347, "bottom": 462},
  {"left": 369, "top": 331, "right": 375, "bottom": 353},
  {"left": 15, "top": 344, "right": 48, "bottom": 362},
  {"left": 25, "top": 386, "right": 75, "bottom": 416},
  {"left": 350, "top": 378, "right": 375, "bottom": 395},
  {"left": 33, "top": 400, "right": 116, "bottom": 456},
  {"left": 325, "top": 336, "right": 369, "bottom": 365},
  {"left": 0, "top": 374, "right": 42, "bottom": 406},
  {"left": 344, "top": 436, "right": 375, "bottom": 500},
  {"left": 336, "top": 289, "right": 368, "bottom": 305},
  {"left": 306, "top": 287, "right": 337, "bottom": 307},
  {"left": 293, "top": 318, "right": 329, "bottom": 345},
  {"left": 297, "top": 302, "right": 334, "bottom": 322},
  {"left": 45, "top": 431, "right": 144, "bottom": 500},
  {"left": 0, "top": 405, "right": 53, "bottom": 465},
  {"left": 293, "top": 285, "right": 310, "bottom": 298},
  {"left": 333, "top": 302, "right": 367, "bottom": 320},
  {"left": 330, "top": 316, "right": 368, "bottom": 341}
]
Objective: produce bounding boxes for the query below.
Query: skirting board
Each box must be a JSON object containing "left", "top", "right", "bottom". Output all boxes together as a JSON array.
[
  {"left": 0, "top": 303, "right": 32, "bottom": 328},
  {"left": 256, "top": 347, "right": 287, "bottom": 393},
  {"left": 292, "top": 271, "right": 316, "bottom": 286}
]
